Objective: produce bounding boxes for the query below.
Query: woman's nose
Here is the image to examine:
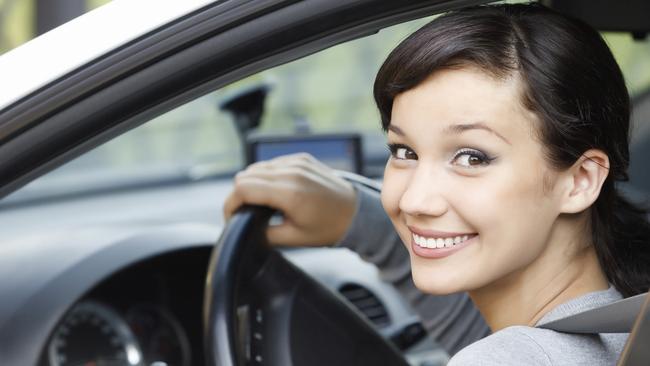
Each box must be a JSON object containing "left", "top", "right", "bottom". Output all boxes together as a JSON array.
[{"left": 398, "top": 167, "right": 449, "bottom": 217}]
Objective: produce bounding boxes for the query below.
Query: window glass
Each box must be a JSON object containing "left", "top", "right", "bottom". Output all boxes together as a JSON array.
[
  {"left": 604, "top": 32, "right": 650, "bottom": 98},
  {"left": 606, "top": 33, "right": 650, "bottom": 196},
  {"left": 4, "top": 17, "right": 431, "bottom": 204},
  {"left": 6, "top": 17, "right": 650, "bottom": 204}
]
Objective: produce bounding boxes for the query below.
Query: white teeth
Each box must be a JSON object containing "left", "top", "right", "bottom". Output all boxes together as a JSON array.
[
  {"left": 426, "top": 238, "right": 435, "bottom": 248},
  {"left": 436, "top": 238, "right": 444, "bottom": 248},
  {"left": 413, "top": 233, "right": 473, "bottom": 249}
]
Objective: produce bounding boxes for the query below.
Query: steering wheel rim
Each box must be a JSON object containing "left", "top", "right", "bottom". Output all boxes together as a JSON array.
[
  {"left": 204, "top": 173, "right": 409, "bottom": 366},
  {"left": 204, "top": 205, "right": 274, "bottom": 366}
]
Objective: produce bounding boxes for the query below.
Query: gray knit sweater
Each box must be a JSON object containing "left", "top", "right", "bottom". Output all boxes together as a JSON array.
[
  {"left": 338, "top": 185, "right": 628, "bottom": 364},
  {"left": 449, "top": 287, "right": 628, "bottom": 365}
]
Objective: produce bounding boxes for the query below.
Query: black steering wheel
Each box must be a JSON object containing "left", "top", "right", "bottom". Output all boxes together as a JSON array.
[{"left": 203, "top": 174, "right": 409, "bottom": 366}]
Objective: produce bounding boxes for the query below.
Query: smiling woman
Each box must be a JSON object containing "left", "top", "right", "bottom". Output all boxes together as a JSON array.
[
  {"left": 374, "top": 3, "right": 650, "bottom": 364},
  {"left": 383, "top": 66, "right": 567, "bottom": 292},
  {"left": 4, "top": 1, "right": 650, "bottom": 365},
  {"left": 224, "top": 2, "right": 650, "bottom": 364}
]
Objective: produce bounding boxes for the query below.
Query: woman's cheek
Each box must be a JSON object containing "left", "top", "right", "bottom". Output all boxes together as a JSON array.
[
  {"left": 455, "top": 167, "right": 546, "bottom": 249},
  {"left": 381, "top": 165, "right": 409, "bottom": 220},
  {"left": 488, "top": 166, "right": 547, "bottom": 215}
]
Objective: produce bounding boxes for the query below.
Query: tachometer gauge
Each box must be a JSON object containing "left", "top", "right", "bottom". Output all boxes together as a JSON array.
[
  {"left": 48, "top": 301, "right": 143, "bottom": 366},
  {"left": 125, "top": 304, "right": 191, "bottom": 366}
]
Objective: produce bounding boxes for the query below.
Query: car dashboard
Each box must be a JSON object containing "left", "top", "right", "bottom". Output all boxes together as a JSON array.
[
  {"left": 40, "top": 244, "right": 434, "bottom": 366},
  {"left": 0, "top": 178, "right": 445, "bottom": 366},
  {"left": 42, "top": 248, "right": 208, "bottom": 366}
]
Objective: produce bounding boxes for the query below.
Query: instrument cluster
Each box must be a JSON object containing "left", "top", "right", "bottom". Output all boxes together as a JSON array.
[{"left": 48, "top": 301, "right": 191, "bottom": 366}]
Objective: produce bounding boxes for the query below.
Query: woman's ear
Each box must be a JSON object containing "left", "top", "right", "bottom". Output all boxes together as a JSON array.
[{"left": 560, "top": 149, "right": 610, "bottom": 214}]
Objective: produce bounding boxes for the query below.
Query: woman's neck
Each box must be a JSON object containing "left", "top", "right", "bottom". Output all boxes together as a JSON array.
[{"left": 468, "top": 217, "right": 609, "bottom": 331}]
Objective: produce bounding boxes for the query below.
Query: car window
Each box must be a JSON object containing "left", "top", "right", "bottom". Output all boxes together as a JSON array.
[
  {"left": 604, "top": 33, "right": 650, "bottom": 197},
  {"left": 3, "top": 19, "right": 650, "bottom": 205},
  {"left": 2, "top": 16, "right": 432, "bottom": 205},
  {"left": 604, "top": 32, "right": 650, "bottom": 98}
]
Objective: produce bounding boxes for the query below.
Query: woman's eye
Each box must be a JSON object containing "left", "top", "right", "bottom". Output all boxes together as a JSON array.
[
  {"left": 452, "top": 149, "right": 493, "bottom": 168},
  {"left": 388, "top": 144, "right": 418, "bottom": 160}
]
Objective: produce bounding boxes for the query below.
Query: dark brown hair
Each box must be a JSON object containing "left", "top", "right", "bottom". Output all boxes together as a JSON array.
[{"left": 374, "top": 3, "right": 650, "bottom": 297}]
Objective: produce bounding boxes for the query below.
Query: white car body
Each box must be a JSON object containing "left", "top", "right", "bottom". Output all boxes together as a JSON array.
[{"left": 0, "top": 0, "right": 215, "bottom": 111}]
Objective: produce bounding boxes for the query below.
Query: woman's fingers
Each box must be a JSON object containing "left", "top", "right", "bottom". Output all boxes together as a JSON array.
[
  {"left": 222, "top": 153, "right": 358, "bottom": 246},
  {"left": 266, "top": 221, "right": 307, "bottom": 246},
  {"left": 223, "top": 176, "right": 286, "bottom": 220}
]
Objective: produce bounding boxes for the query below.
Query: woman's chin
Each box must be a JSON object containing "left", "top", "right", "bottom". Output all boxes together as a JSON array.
[{"left": 411, "top": 268, "right": 470, "bottom": 295}]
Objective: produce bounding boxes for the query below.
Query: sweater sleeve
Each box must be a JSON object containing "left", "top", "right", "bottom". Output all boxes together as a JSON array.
[{"left": 336, "top": 184, "right": 490, "bottom": 355}]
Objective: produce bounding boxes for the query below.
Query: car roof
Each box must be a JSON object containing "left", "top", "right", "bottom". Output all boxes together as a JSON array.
[{"left": 0, "top": 0, "right": 216, "bottom": 111}]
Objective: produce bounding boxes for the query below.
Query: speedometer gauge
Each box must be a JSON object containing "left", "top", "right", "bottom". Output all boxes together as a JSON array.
[{"left": 48, "top": 301, "right": 143, "bottom": 366}]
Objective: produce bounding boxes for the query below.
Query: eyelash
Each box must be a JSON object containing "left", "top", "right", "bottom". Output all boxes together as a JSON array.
[
  {"left": 386, "top": 143, "right": 496, "bottom": 168},
  {"left": 452, "top": 148, "right": 496, "bottom": 168},
  {"left": 387, "top": 143, "right": 417, "bottom": 160}
]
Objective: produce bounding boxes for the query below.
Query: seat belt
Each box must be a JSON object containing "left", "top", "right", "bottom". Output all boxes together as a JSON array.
[
  {"left": 537, "top": 292, "right": 650, "bottom": 366},
  {"left": 538, "top": 291, "right": 648, "bottom": 333}
]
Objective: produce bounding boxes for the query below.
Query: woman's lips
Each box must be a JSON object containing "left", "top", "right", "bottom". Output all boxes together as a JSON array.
[
  {"left": 408, "top": 226, "right": 477, "bottom": 259},
  {"left": 408, "top": 226, "right": 472, "bottom": 239}
]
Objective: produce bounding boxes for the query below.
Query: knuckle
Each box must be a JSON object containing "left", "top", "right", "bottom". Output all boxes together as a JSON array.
[
  {"left": 291, "top": 159, "right": 313, "bottom": 173},
  {"left": 247, "top": 160, "right": 269, "bottom": 172},
  {"left": 234, "top": 171, "right": 246, "bottom": 184},
  {"left": 297, "top": 152, "right": 314, "bottom": 161},
  {"left": 288, "top": 167, "right": 309, "bottom": 184}
]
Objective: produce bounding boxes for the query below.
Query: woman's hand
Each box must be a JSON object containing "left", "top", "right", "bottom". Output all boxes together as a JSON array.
[{"left": 223, "top": 153, "right": 357, "bottom": 246}]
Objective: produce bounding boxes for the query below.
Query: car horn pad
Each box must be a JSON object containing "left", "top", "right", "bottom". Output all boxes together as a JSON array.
[{"left": 204, "top": 205, "right": 409, "bottom": 366}]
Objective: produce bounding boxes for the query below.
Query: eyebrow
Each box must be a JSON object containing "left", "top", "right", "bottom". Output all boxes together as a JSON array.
[
  {"left": 388, "top": 122, "right": 510, "bottom": 145},
  {"left": 445, "top": 122, "right": 511, "bottom": 145},
  {"left": 387, "top": 125, "right": 405, "bottom": 136}
]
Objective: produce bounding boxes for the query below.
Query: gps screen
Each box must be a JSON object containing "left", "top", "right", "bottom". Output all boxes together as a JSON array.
[{"left": 247, "top": 134, "right": 362, "bottom": 173}]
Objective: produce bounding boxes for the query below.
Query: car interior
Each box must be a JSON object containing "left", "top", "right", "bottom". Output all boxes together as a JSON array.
[{"left": 0, "top": 1, "right": 649, "bottom": 366}]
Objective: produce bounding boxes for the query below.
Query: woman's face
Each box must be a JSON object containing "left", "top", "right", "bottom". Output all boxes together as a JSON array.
[{"left": 381, "top": 67, "right": 566, "bottom": 294}]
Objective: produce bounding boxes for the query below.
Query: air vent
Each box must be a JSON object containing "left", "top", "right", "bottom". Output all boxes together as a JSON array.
[{"left": 338, "top": 283, "right": 391, "bottom": 328}]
